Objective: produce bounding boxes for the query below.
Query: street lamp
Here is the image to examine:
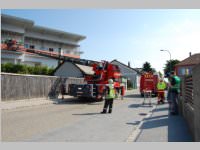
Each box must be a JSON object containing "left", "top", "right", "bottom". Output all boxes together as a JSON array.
[{"left": 160, "top": 49, "right": 172, "bottom": 75}]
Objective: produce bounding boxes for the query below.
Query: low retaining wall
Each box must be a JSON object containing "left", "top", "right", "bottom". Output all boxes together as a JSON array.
[{"left": 1, "top": 73, "right": 84, "bottom": 101}]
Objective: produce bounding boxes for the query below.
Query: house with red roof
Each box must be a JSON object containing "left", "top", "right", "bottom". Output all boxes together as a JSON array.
[{"left": 175, "top": 53, "right": 200, "bottom": 76}]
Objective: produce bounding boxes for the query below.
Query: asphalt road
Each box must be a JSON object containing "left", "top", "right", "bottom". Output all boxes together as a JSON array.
[{"left": 2, "top": 90, "right": 156, "bottom": 142}]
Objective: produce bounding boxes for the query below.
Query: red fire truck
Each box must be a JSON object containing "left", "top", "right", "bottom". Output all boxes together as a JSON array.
[
  {"left": 140, "top": 72, "right": 159, "bottom": 97},
  {"left": 68, "top": 61, "right": 125, "bottom": 100}
]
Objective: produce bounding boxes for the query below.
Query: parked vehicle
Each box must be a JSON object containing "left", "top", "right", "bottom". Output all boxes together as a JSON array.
[
  {"left": 140, "top": 72, "right": 159, "bottom": 97},
  {"left": 68, "top": 61, "right": 125, "bottom": 100}
]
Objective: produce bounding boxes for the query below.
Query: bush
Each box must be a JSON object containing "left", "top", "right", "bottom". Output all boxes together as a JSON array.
[
  {"left": 2, "top": 63, "right": 15, "bottom": 73},
  {"left": 1, "top": 63, "right": 55, "bottom": 76},
  {"left": 47, "top": 67, "right": 55, "bottom": 75}
]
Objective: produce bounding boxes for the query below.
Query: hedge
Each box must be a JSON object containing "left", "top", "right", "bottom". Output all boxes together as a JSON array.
[{"left": 1, "top": 63, "right": 55, "bottom": 76}]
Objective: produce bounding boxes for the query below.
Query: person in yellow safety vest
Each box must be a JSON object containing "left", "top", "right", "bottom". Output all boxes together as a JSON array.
[
  {"left": 101, "top": 79, "right": 116, "bottom": 114},
  {"left": 157, "top": 78, "right": 167, "bottom": 104}
]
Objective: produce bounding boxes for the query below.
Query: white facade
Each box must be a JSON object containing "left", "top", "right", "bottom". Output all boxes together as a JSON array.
[
  {"left": 111, "top": 60, "right": 141, "bottom": 89},
  {"left": 1, "top": 50, "right": 58, "bottom": 68},
  {"left": 1, "top": 14, "right": 86, "bottom": 68}
]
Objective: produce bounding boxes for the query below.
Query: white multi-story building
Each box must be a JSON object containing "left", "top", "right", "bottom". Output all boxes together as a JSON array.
[{"left": 1, "top": 14, "right": 86, "bottom": 68}]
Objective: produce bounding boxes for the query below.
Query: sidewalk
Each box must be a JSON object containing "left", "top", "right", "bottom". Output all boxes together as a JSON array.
[
  {"left": 1, "top": 89, "right": 137, "bottom": 110},
  {"left": 0, "top": 95, "right": 73, "bottom": 110},
  {"left": 135, "top": 102, "right": 193, "bottom": 142}
]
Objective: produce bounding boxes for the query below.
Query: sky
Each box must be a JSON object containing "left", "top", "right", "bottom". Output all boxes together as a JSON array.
[{"left": 2, "top": 9, "right": 200, "bottom": 73}]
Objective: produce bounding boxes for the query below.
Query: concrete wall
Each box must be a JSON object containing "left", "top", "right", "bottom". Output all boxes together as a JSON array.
[
  {"left": 1, "top": 73, "right": 84, "bottom": 101},
  {"left": 193, "top": 64, "right": 200, "bottom": 141}
]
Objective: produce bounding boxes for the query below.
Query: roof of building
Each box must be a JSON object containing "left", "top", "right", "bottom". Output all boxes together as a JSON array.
[
  {"left": 176, "top": 53, "right": 200, "bottom": 67},
  {"left": 53, "top": 56, "right": 100, "bottom": 75},
  {"left": 2, "top": 14, "right": 86, "bottom": 42},
  {"left": 31, "top": 25, "right": 86, "bottom": 42},
  {"left": 1, "top": 14, "right": 34, "bottom": 27},
  {"left": 111, "top": 59, "right": 142, "bottom": 74},
  {"left": 53, "top": 61, "right": 94, "bottom": 76},
  {"left": 75, "top": 64, "right": 94, "bottom": 75}
]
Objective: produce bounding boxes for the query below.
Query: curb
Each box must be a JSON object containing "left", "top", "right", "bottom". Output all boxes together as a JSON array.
[
  {"left": 0, "top": 100, "right": 56, "bottom": 110},
  {"left": 126, "top": 104, "right": 157, "bottom": 142},
  {"left": 1, "top": 95, "right": 76, "bottom": 110}
]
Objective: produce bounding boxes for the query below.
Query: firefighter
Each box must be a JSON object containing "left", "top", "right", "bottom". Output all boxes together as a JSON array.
[
  {"left": 157, "top": 78, "right": 166, "bottom": 104},
  {"left": 101, "top": 79, "right": 115, "bottom": 114},
  {"left": 169, "top": 71, "right": 181, "bottom": 115}
]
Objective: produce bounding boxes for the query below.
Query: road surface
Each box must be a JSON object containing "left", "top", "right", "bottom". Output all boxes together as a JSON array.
[{"left": 2, "top": 90, "right": 156, "bottom": 142}]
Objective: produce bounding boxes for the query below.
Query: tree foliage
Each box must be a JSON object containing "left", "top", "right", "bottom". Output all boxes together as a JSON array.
[
  {"left": 164, "top": 59, "right": 180, "bottom": 75},
  {"left": 142, "top": 61, "right": 155, "bottom": 73},
  {"left": 158, "top": 71, "right": 163, "bottom": 78}
]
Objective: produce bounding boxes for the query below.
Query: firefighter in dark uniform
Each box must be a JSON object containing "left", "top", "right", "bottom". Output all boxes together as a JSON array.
[{"left": 101, "top": 79, "right": 115, "bottom": 114}]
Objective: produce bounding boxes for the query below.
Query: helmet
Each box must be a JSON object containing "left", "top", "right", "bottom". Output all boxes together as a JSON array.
[{"left": 108, "top": 79, "right": 113, "bottom": 84}]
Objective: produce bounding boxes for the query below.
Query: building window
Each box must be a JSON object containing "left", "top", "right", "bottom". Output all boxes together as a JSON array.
[
  {"left": 24, "top": 44, "right": 29, "bottom": 48},
  {"left": 49, "top": 48, "right": 54, "bottom": 52},
  {"left": 30, "top": 45, "right": 35, "bottom": 49}
]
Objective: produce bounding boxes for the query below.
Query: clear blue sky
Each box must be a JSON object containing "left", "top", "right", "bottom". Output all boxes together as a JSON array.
[{"left": 2, "top": 9, "right": 200, "bottom": 73}]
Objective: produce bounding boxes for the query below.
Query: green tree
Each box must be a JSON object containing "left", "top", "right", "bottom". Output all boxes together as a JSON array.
[
  {"left": 164, "top": 59, "right": 180, "bottom": 75},
  {"left": 142, "top": 61, "right": 154, "bottom": 72},
  {"left": 158, "top": 71, "right": 163, "bottom": 78}
]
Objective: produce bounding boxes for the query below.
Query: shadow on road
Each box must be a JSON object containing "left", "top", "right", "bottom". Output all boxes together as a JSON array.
[
  {"left": 138, "top": 112, "right": 193, "bottom": 142},
  {"left": 126, "top": 121, "right": 141, "bottom": 126},
  {"left": 128, "top": 103, "right": 154, "bottom": 108},
  {"left": 138, "top": 113, "right": 148, "bottom": 116},
  {"left": 54, "top": 98, "right": 102, "bottom": 105},
  {"left": 124, "top": 94, "right": 142, "bottom": 98},
  {"left": 144, "top": 114, "right": 168, "bottom": 121},
  {"left": 153, "top": 107, "right": 169, "bottom": 112},
  {"left": 72, "top": 112, "right": 101, "bottom": 115}
]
